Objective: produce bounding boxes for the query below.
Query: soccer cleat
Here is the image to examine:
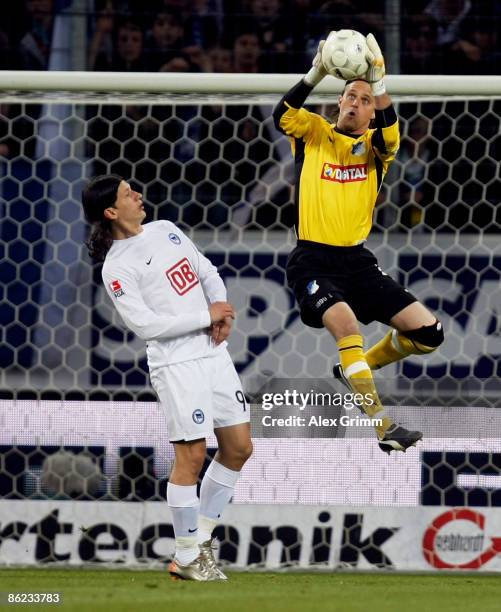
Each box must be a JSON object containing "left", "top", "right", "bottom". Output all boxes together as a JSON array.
[
  {"left": 168, "top": 555, "right": 214, "bottom": 581},
  {"left": 333, "top": 363, "right": 352, "bottom": 391},
  {"left": 378, "top": 424, "right": 423, "bottom": 454},
  {"left": 199, "top": 538, "right": 228, "bottom": 580}
]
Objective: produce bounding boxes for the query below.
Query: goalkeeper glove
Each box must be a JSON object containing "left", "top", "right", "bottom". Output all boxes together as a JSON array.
[
  {"left": 365, "top": 33, "right": 386, "bottom": 96},
  {"left": 304, "top": 39, "right": 328, "bottom": 87}
]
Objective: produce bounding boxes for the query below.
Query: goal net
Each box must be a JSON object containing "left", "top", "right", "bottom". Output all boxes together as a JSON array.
[{"left": 1, "top": 72, "right": 501, "bottom": 570}]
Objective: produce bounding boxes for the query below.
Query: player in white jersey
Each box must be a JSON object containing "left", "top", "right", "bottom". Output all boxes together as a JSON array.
[{"left": 82, "top": 174, "right": 252, "bottom": 581}]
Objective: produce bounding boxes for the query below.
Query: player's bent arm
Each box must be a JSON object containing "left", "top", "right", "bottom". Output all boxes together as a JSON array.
[
  {"left": 272, "top": 79, "right": 316, "bottom": 138},
  {"left": 200, "top": 269, "right": 227, "bottom": 303},
  {"left": 374, "top": 92, "right": 392, "bottom": 111},
  {"left": 365, "top": 32, "right": 399, "bottom": 161},
  {"left": 371, "top": 103, "right": 400, "bottom": 164},
  {"left": 102, "top": 268, "right": 211, "bottom": 340},
  {"left": 193, "top": 248, "right": 227, "bottom": 303}
]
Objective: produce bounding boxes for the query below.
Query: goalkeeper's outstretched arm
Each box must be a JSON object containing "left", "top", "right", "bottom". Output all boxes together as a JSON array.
[
  {"left": 362, "top": 33, "right": 399, "bottom": 162},
  {"left": 364, "top": 33, "right": 392, "bottom": 111}
]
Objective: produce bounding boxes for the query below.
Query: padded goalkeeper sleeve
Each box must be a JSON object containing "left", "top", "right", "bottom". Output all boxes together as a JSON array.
[
  {"left": 374, "top": 105, "right": 398, "bottom": 128},
  {"left": 272, "top": 79, "right": 313, "bottom": 131}
]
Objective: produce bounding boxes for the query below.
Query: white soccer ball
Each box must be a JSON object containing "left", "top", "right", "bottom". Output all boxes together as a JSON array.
[{"left": 321, "top": 29, "right": 369, "bottom": 81}]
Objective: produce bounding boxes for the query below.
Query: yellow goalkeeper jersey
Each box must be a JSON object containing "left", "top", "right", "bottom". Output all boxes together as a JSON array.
[{"left": 277, "top": 104, "right": 400, "bottom": 246}]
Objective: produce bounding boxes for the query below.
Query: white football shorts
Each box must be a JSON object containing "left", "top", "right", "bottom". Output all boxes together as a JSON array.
[{"left": 149, "top": 347, "right": 250, "bottom": 442}]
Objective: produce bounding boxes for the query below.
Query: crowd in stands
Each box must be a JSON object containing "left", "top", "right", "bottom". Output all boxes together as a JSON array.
[{"left": 1, "top": 0, "right": 499, "bottom": 75}]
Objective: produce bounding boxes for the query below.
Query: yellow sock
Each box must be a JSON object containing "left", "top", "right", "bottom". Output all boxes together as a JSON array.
[
  {"left": 337, "top": 334, "right": 393, "bottom": 438},
  {"left": 365, "top": 330, "right": 406, "bottom": 370},
  {"left": 365, "top": 329, "right": 439, "bottom": 370}
]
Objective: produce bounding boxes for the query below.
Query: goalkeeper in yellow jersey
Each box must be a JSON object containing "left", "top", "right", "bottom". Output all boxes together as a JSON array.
[{"left": 273, "top": 33, "right": 444, "bottom": 454}]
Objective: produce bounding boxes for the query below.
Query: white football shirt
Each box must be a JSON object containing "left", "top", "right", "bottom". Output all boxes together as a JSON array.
[{"left": 101, "top": 220, "right": 227, "bottom": 369}]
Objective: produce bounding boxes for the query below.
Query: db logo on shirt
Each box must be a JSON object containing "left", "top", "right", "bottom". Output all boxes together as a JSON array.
[{"left": 166, "top": 257, "right": 199, "bottom": 295}]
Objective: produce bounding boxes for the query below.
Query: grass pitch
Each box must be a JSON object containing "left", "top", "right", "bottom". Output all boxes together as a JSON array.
[{"left": 0, "top": 568, "right": 499, "bottom": 612}]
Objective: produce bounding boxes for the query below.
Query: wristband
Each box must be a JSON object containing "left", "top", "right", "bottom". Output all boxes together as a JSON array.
[
  {"left": 304, "top": 67, "right": 325, "bottom": 88},
  {"left": 371, "top": 79, "right": 386, "bottom": 96}
]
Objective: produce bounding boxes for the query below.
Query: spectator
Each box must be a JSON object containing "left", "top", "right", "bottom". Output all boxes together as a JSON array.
[
  {"left": 468, "top": 18, "right": 498, "bottom": 73},
  {"left": 93, "top": 17, "right": 147, "bottom": 71},
  {"left": 424, "top": 0, "right": 472, "bottom": 46},
  {"left": 191, "top": 102, "right": 277, "bottom": 228},
  {"left": 144, "top": 11, "right": 185, "bottom": 71},
  {"left": 185, "top": 0, "right": 220, "bottom": 49},
  {"left": 161, "top": 0, "right": 191, "bottom": 16},
  {"left": 401, "top": 15, "right": 440, "bottom": 73},
  {"left": 3, "top": 2, "right": 26, "bottom": 58},
  {"left": 87, "top": 1, "right": 114, "bottom": 70},
  {"left": 357, "top": 1, "right": 385, "bottom": 38},
  {"left": 17, "top": 0, "right": 55, "bottom": 70},
  {"left": 182, "top": 44, "right": 212, "bottom": 71},
  {"left": 160, "top": 55, "right": 191, "bottom": 71},
  {"left": 159, "top": 52, "right": 199, "bottom": 71},
  {"left": 245, "top": 0, "right": 290, "bottom": 72},
  {"left": 0, "top": 103, "right": 13, "bottom": 158},
  {"left": 0, "top": 30, "right": 13, "bottom": 70},
  {"left": 397, "top": 116, "right": 437, "bottom": 228},
  {"left": 208, "top": 45, "right": 233, "bottom": 72},
  {"left": 308, "top": 0, "right": 360, "bottom": 40},
  {"left": 232, "top": 31, "right": 262, "bottom": 73},
  {"left": 288, "top": 0, "right": 316, "bottom": 71},
  {"left": 442, "top": 16, "right": 498, "bottom": 73}
]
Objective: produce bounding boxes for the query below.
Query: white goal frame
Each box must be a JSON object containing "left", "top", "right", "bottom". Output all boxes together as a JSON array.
[{"left": 0, "top": 71, "right": 500, "bottom": 96}]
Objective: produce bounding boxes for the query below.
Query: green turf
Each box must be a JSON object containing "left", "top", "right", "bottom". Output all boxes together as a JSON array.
[{"left": 0, "top": 569, "right": 499, "bottom": 612}]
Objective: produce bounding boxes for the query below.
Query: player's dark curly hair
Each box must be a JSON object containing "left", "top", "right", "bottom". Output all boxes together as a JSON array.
[{"left": 81, "top": 174, "right": 122, "bottom": 262}]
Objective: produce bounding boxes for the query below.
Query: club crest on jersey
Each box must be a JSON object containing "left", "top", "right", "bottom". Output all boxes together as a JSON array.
[
  {"left": 351, "top": 141, "right": 366, "bottom": 156},
  {"left": 109, "top": 280, "right": 125, "bottom": 298},
  {"left": 192, "top": 409, "right": 205, "bottom": 424},
  {"left": 321, "top": 163, "right": 368, "bottom": 183},
  {"left": 307, "top": 280, "right": 320, "bottom": 295},
  {"left": 169, "top": 232, "right": 181, "bottom": 244}
]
